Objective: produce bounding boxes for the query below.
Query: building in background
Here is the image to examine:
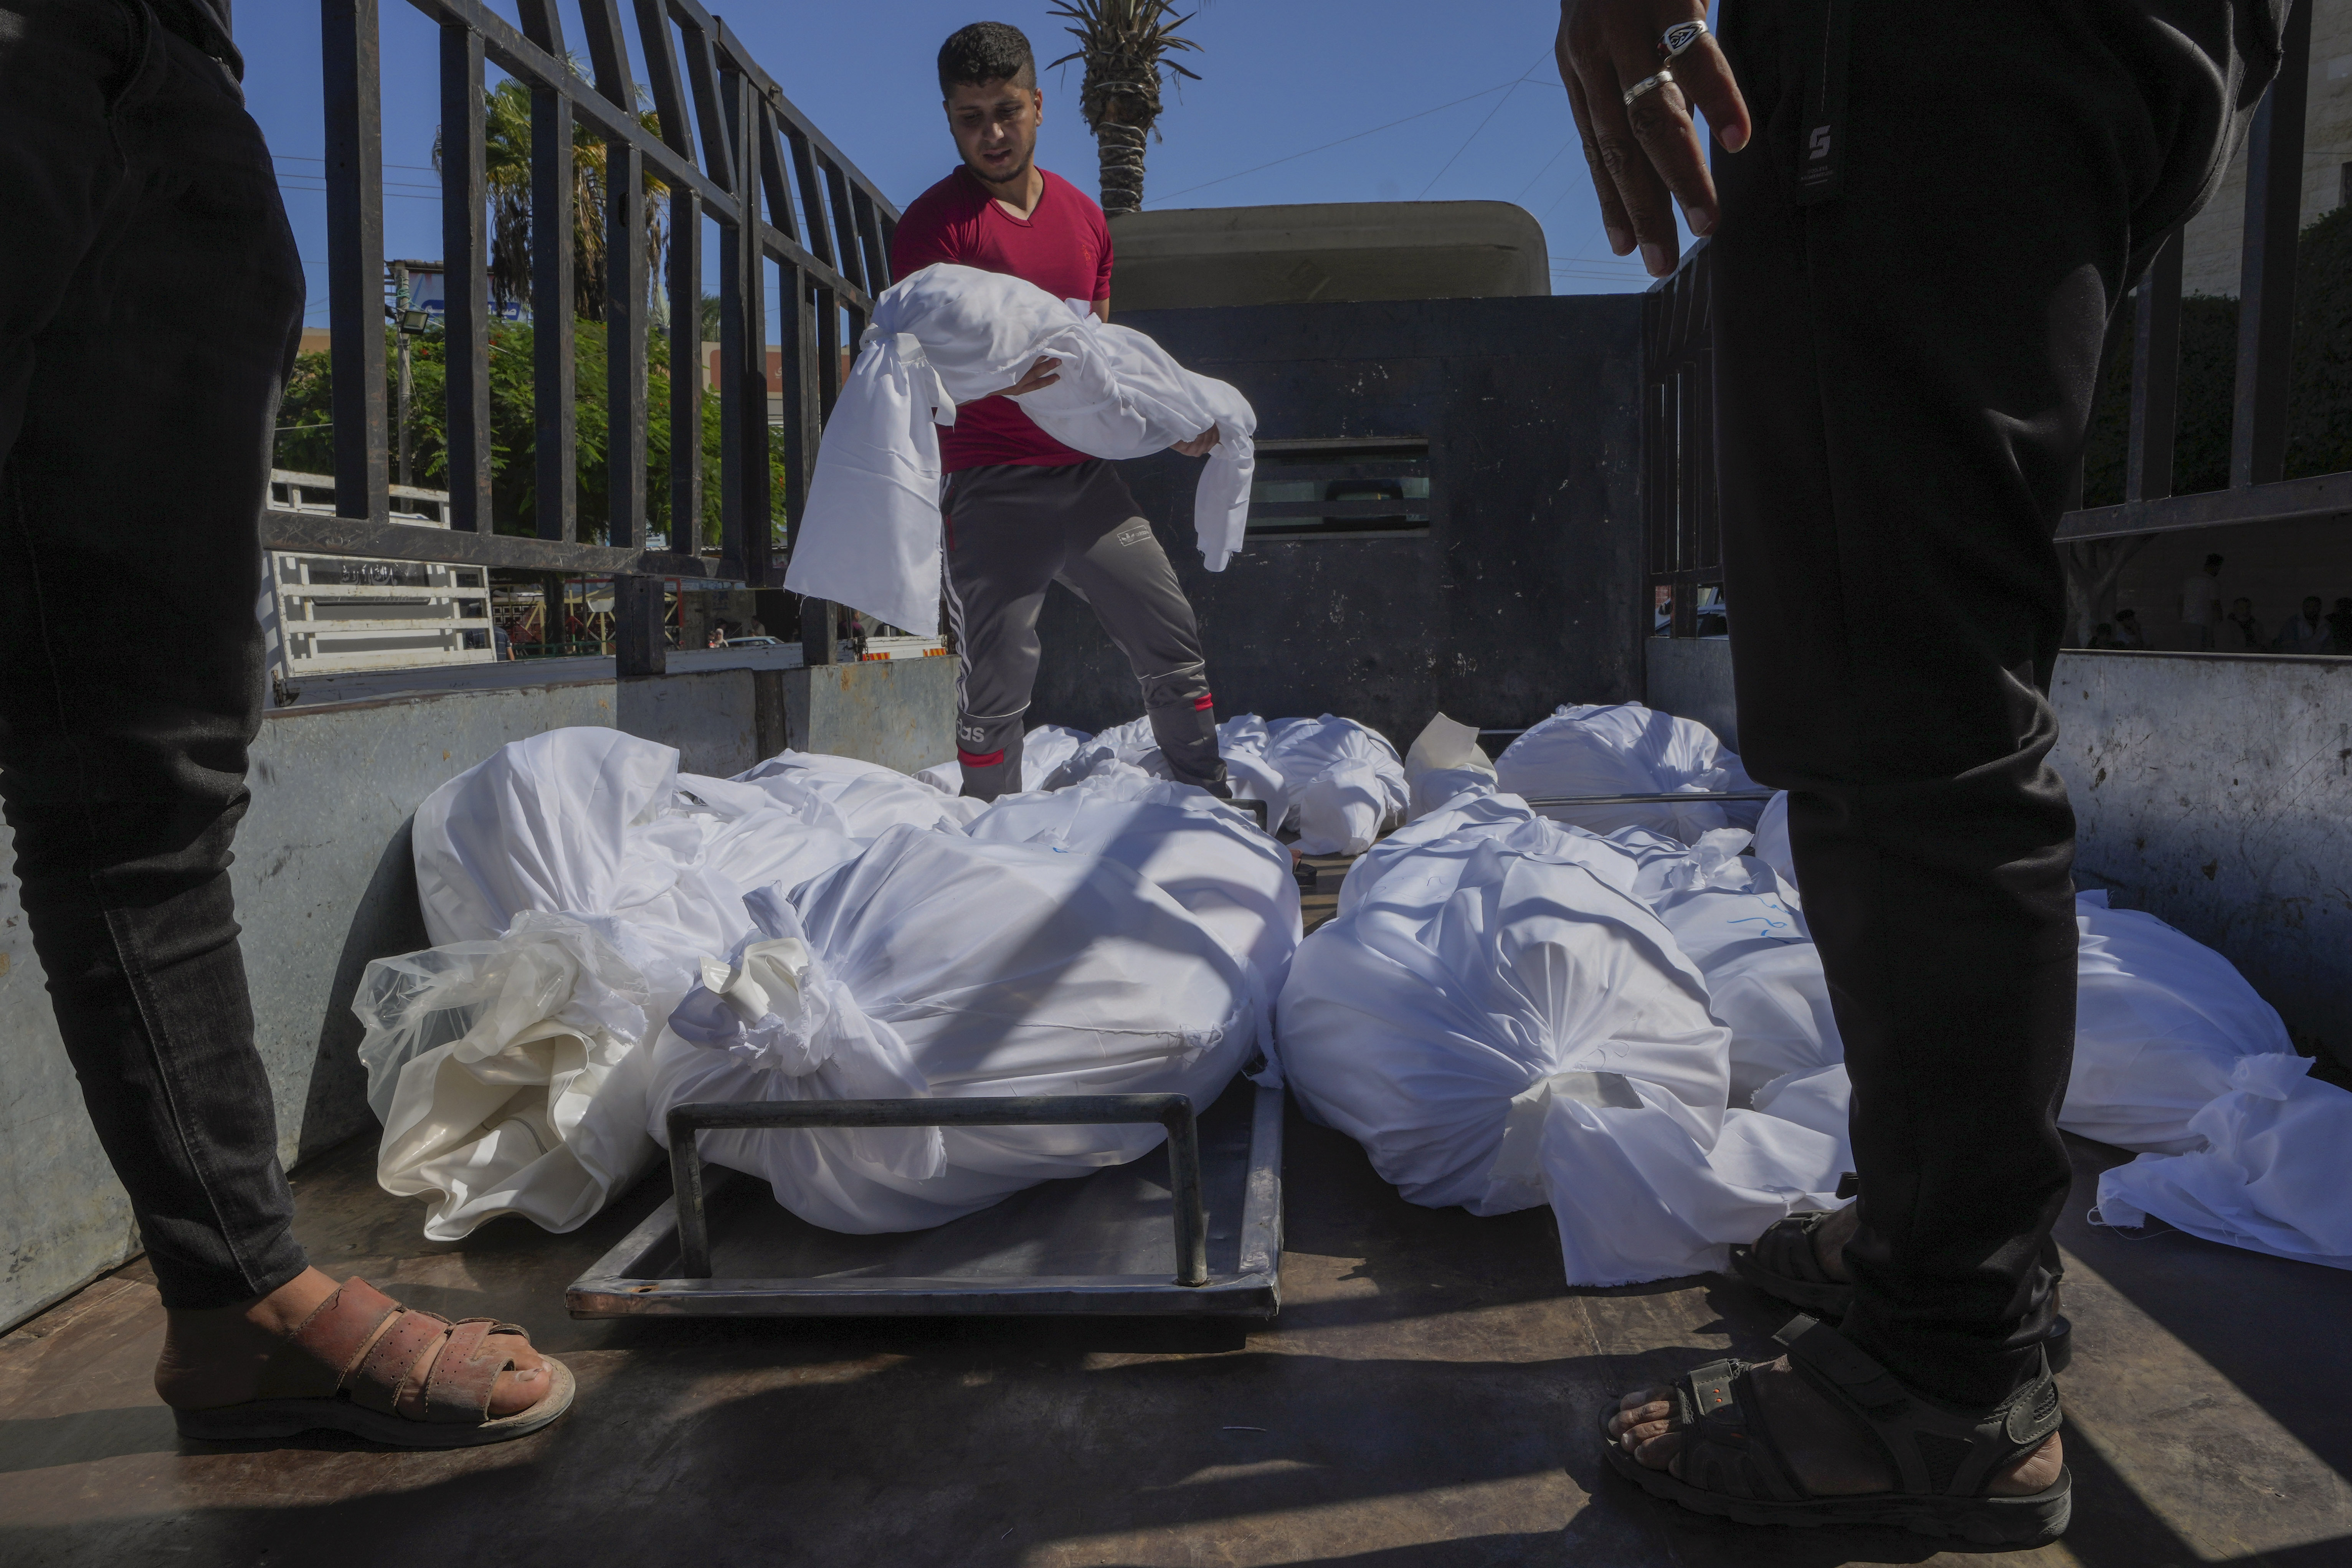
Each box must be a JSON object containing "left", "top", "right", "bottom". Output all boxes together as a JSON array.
[{"left": 1108, "top": 200, "right": 1549, "bottom": 311}]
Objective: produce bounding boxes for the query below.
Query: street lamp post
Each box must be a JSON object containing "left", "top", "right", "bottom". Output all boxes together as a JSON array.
[{"left": 391, "top": 261, "right": 413, "bottom": 490}]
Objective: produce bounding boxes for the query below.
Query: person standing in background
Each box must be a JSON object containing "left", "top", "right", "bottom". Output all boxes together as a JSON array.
[
  {"left": 2225, "top": 595, "right": 2264, "bottom": 650},
  {"left": 2327, "top": 596, "right": 2352, "bottom": 653},
  {"left": 2274, "top": 594, "right": 2328, "bottom": 653},
  {"left": 892, "top": 22, "right": 1229, "bottom": 803},
  {"left": 2180, "top": 553, "right": 2227, "bottom": 648}
]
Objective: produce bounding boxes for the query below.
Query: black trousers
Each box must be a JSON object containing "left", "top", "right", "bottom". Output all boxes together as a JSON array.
[
  {"left": 1713, "top": 0, "right": 2278, "bottom": 1406},
  {"left": 942, "top": 459, "right": 1224, "bottom": 801},
  {"left": 0, "top": 0, "right": 307, "bottom": 1309}
]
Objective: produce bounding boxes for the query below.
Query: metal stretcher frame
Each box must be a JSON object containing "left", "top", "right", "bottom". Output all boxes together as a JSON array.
[
  {"left": 1518, "top": 790, "right": 1777, "bottom": 808},
  {"left": 567, "top": 1082, "right": 1285, "bottom": 1319}
]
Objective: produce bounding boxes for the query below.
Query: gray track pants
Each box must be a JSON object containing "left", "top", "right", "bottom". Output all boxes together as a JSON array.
[{"left": 942, "top": 459, "right": 1223, "bottom": 801}]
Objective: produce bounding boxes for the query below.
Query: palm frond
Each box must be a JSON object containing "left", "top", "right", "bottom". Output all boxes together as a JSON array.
[{"left": 434, "top": 61, "right": 670, "bottom": 319}]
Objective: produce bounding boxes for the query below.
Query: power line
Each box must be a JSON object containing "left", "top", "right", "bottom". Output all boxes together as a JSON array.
[
  {"left": 1149, "top": 76, "right": 1532, "bottom": 205},
  {"left": 277, "top": 176, "right": 444, "bottom": 193},
  {"left": 273, "top": 152, "right": 444, "bottom": 175},
  {"left": 275, "top": 180, "right": 446, "bottom": 205},
  {"left": 1417, "top": 64, "right": 1548, "bottom": 200},
  {"left": 1513, "top": 137, "right": 1575, "bottom": 203}
]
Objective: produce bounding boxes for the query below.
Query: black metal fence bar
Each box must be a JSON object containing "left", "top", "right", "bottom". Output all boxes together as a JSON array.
[
  {"left": 1646, "top": 4, "right": 2345, "bottom": 586},
  {"left": 292, "top": 0, "right": 899, "bottom": 671},
  {"left": 1642, "top": 239, "right": 1716, "bottom": 638},
  {"left": 2231, "top": 0, "right": 2309, "bottom": 491},
  {"left": 2124, "top": 230, "right": 2182, "bottom": 506},
  {"left": 438, "top": 20, "right": 492, "bottom": 531},
  {"left": 2059, "top": 0, "right": 2331, "bottom": 544},
  {"left": 322, "top": 0, "right": 389, "bottom": 525}
]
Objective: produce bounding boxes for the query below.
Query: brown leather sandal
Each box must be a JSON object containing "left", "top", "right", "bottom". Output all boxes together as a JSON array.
[{"left": 172, "top": 1278, "right": 575, "bottom": 1447}]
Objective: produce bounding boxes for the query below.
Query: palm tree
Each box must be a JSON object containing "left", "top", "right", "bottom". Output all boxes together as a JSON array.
[
  {"left": 439, "top": 72, "right": 667, "bottom": 320},
  {"left": 1047, "top": 0, "right": 1204, "bottom": 215}
]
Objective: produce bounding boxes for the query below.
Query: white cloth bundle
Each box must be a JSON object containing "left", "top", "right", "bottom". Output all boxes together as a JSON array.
[
  {"left": 1259, "top": 715, "right": 1409, "bottom": 855},
  {"left": 967, "top": 768, "right": 1302, "bottom": 1077},
  {"left": 1278, "top": 794, "right": 1845, "bottom": 1284},
  {"left": 1059, "top": 711, "right": 1405, "bottom": 857},
  {"left": 2097, "top": 1053, "right": 2352, "bottom": 1269},
  {"left": 354, "top": 913, "right": 671, "bottom": 1240},
  {"left": 1617, "top": 828, "right": 1838, "bottom": 1100},
  {"left": 2065, "top": 890, "right": 2301, "bottom": 1152},
  {"left": 784, "top": 263, "right": 1257, "bottom": 634},
  {"left": 735, "top": 748, "right": 988, "bottom": 834},
  {"left": 389, "top": 727, "right": 1278, "bottom": 1240},
  {"left": 412, "top": 728, "right": 869, "bottom": 981},
  {"left": 1496, "top": 702, "right": 1763, "bottom": 843},
  {"left": 648, "top": 823, "right": 1256, "bottom": 1233},
  {"left": 915, "top": 723, "right": 1095, "bottom": 797},
  {"left": 1285, "top": 758, "right": 2337, "bottom": 1283}
]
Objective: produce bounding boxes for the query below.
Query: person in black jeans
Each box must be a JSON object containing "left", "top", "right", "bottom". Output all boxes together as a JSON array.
[
  {"left": 1556, "top": 0, "right": 2281, "bottom": 1543},
  {"left": 1, "top": 0, "right": 569, "bottom": 1442}
]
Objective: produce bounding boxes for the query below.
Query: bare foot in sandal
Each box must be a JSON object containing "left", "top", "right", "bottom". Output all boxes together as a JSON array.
[
  {"left": 1597, "top": 1315, "right": 2070, "bottom": 1544},
  {"left": 1808, "top": 1201, "right": 1858, "bottom": 1282},
  {"left": 157, "top": 1268, "right": 573, "bottom": 1445},
  {"left": 1608, "top": 1357, "right": 2062, "bottom": 1496}
]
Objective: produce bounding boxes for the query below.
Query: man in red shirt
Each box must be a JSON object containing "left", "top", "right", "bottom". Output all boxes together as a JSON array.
[{"left": 893, "top": 21, "right": 1227, "bottom": 801}]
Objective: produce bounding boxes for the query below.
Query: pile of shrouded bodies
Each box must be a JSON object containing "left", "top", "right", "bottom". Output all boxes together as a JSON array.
[
  {"left": 359, "top": 704, "right": 2342, "bottom": 1284},
  {"left": 1276, "top": 704, "right": 2352, "bottom": 1283}
]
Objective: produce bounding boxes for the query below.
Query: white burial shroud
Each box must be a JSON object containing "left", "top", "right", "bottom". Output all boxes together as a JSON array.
[{"left": 783, "top": 262, "right": 1258, "bottom": 635}]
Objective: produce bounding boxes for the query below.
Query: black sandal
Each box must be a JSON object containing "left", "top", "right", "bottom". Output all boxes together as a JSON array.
[
  {"left": 1598, "top": 1314, "right": 2071, "bottom": 1546},
  {"left": 1730, "top": 1209, "right": 1851, "bottom": 1314},
  {"left": 1731, "top": 1215, "right": 2074, "bottom": 1372}
]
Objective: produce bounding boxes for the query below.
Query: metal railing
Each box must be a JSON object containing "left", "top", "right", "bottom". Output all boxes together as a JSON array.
[
  {"left": 1640, "top": 236, "right": 1716, "bottom": 639},
  {"left": 1640, "top": 1, "right": 2338, "bottom": 636},
  {"left": 2057, "top": 0, "right": 2326, "bottom": 547},
  {"left": 292, "top": 0, "right": 897, "bottom": 676}
]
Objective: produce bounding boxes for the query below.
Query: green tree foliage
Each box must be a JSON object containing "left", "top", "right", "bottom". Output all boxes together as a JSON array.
[
  {"left": 449, "top": 73, "right": 668, "bottom": 319},
  {"left": 275, "top": 322, "right": 787, "bottom": 547},
  {"left": 2084, "top": 204, "right": 2352, "bottom": 506}
]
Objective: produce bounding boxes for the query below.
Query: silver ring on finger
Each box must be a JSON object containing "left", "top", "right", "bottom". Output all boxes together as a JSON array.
[
  {"left": 1659, "top": 19, "right": 1708, "bottom": 61},
  {"left": 1622, "top": 69, "right": 1674, "bottom": 107}
]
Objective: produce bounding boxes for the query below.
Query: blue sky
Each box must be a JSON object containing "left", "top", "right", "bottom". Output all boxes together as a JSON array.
[{"left": 241, "top": 0, "right": 1693, "bottom": 330}]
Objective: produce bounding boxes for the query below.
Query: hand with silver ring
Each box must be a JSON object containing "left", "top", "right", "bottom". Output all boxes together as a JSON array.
[
  {"left": 1659, "top": 19, "right": 1707, "bottom": 61},
  {"left": 1622, "top": 69, "right": 1673, "bottom": 106},
  {"left": 1554, "top": 1, "right": 1752, "bottom": 278}
]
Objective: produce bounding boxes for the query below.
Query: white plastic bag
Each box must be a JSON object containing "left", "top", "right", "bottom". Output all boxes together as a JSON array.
[
  {"left": 966, "top": 769, "right": 1302, "bottom": 1075},
  {"left": 1619, "top": 828, "right": 1839, "bottom": 1099},
  {"left": 1495, "top": 702, "right": 1761, "bottom": 843},
  {"left": 1260, "top": 715, "right": 1407, "bottom": 855},
  {"left": 734, "top": 749, "right": 984, "bottom": 837},
  {"left": 647, "top": 822, "right": 1257, "bottom": 1233},
  {"left": 1278, "top": 831, "right": 1731, "bottom": 1217},
  {"left": 354, "top": 913, "right": 665, "bottom": 1240},
  {"left": 413, "top": 727, "right": 709, "bottom": 946},
  {"left": 1336, "top": 790, "right": 1641, "bottom": 920}
]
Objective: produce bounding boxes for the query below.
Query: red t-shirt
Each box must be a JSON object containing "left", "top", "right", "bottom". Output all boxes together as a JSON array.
[{"left": 891, "top": 167, "right": 1113, "bottom": 471}]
